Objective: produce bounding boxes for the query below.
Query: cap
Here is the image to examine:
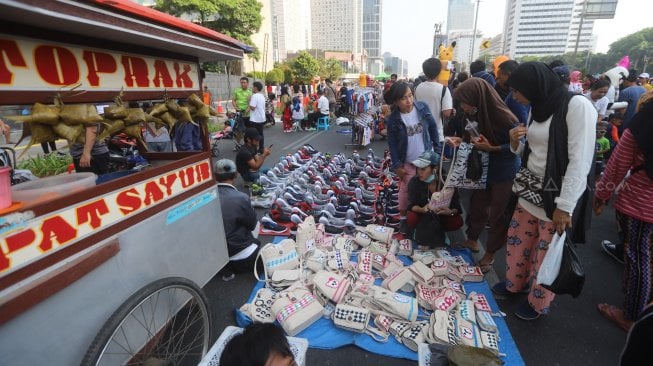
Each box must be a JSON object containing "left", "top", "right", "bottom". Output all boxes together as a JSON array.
[
  {"left": 412, "top": 151, "right": 440, "bottom": 168},
  {"left": 214, "top": 159, "right": 237, "bottom": 176},
  {"left": 639, "top": 73, "right": 650, "bottom": 79},
  {"left": 244, "top": 127, "right": 262, "bottom": 141}
]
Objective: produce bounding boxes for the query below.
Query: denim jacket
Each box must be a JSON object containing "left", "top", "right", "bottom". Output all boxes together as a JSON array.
[{"left": 387, "top": 101, "right": 440, "bottom": 169}]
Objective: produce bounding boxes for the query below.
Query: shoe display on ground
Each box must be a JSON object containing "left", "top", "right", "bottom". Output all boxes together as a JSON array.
[
  {"left": 251, "top": 196, "right": 273, "bottom": 208},
  {"left": 601, "top": 240, "right": 625, "bottom": 264},
  {"left": 261, "top": 216, "right": 288, "bottom": 234},
  {"left": 514, "top": 301, "right": 540, "bottom": 321}
]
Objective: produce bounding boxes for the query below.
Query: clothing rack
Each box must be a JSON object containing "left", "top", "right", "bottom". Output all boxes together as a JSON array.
[{"left": 345, "top": 112, "right": 375, "bottom": 148}]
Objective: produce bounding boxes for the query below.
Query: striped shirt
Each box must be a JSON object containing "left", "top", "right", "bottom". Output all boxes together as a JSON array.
[{"left": 595, "top": 129, "right": 653, "bottom": 223}]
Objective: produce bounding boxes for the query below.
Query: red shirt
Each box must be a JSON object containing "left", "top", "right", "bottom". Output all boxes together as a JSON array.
[{"left": 595, "top": 129, "right": 653, "bottom": 223}]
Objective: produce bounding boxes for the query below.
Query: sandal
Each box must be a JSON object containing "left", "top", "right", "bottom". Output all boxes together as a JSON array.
[{"left": 597, "top": 303, "right": 633, "bottom": 332}]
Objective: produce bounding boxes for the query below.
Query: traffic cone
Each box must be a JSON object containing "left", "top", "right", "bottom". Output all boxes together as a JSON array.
[{"left": 217, "top": 98, "right": 224, "bottom": 113}]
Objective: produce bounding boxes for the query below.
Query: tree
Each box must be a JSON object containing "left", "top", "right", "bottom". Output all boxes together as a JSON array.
[
  {"left": 155, "top": 0, "right": 263, "bottom": 67},
  {"left": 319, "top": 58, "right": 344, "bottom": 80},
  {"left": 292, "top": 51, "right": 320, "bottom": 83},
  {"left": 607, "top": 28, "right": 653, "bottom": 71},
  {"left": 265, "top": 68, "right": 284, "bottom": 84}
]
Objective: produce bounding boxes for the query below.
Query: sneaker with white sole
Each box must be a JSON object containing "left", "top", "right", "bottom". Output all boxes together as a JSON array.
[
  {"left": 261, "top": 216, "right": 288, "bottom": 234},
  {"left": 601, "top": 240, "right": 625, "bottom": 264},
  {"left": 251, "top": 196, "right": 273, "bottom": 208}
]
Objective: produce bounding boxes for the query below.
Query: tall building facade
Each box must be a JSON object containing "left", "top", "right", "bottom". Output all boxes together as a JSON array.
[
  {"left": 243, "top": 0, "right": 274, "bottom": 73},
  {"left": 310, "top": 0, "right": 363, "bottom": 54},
  {"left": 502, "top": 0, "right": 595, "bottom": 58},
  {"left": 446, "top": 0, "right": 479, "bottom": 67},
  {"left": 447, "top": 0, "right": 475, "bottom": 33},
  {"left": 363, "top": 0, "right": 382, "bottom": 75},
  {"left": 271, "top": 0, "right": 312, "bottom": 62}
]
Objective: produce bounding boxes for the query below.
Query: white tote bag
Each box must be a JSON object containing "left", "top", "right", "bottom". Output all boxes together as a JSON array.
[{"left": 537, "top": 231, "right": 566, "bottom": 286}]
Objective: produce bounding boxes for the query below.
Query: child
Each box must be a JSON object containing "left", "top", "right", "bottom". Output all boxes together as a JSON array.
[
  {"left": 377, "top": 104, "right": 390, "bottom": 139},
  {"left": 281, "top": 97, "right": 292, "bottom": 132},
  {"left": 265, "top": 93, "right": 276, "bottom": 126},
  {"left": 290, "top": 96, "right": 304, "bottom": 132},
  {"left": 608, "top": 112, "right": 623, "bottom": 145},
  {"left": 595, "top": 125, "right": 610, "bottom": 177}
]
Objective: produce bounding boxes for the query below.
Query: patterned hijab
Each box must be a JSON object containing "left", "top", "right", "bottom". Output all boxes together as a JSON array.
[
  {"left": 506, "top": 62, "right": 568, "bottom": 122},
  {"left": 453, "top": 78, "right": 517, "bottom": 145}
]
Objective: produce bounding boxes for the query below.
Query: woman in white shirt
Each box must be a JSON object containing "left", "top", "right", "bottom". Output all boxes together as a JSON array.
[
  {"left": 493, "top": 62, "right": 596, "bottom": 320},
  {"left": 583, "top": 78, "right": 611, "bottom": 123}
]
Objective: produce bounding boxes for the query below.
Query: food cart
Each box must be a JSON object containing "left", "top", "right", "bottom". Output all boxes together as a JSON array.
[{"left": 0, "top": 1, "right": 251, "bottom": 364}]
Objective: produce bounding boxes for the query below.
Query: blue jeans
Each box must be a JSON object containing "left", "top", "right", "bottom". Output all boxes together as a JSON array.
[{"left": 241, "top": 168, "right": 269, "bottom": 183}]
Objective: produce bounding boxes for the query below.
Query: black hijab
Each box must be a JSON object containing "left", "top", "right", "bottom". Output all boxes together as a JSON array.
[
  {"left": 629, "top": 99, "right": 653, "bottom": 179},
  {"left": 506, "top": 62, "right": 568, "bottom": 122}
]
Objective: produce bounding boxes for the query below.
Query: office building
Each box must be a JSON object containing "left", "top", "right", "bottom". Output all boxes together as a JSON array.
[
  {"left": 363, "top": 0, "right": 382, "bottom": 73},
  {"left": 310, "top": 0, "right": 363, "bottom": 54},
  {"left": 271, "top": 0, "right": 312, "bottom": 62},
  {"left": 502, "top": 0, "right": 596, "bottom": 58}
]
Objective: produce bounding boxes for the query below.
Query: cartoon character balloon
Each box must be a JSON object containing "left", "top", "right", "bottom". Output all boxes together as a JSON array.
[{"left": 438, "top": 41, "right": 456, "bottom": 85}]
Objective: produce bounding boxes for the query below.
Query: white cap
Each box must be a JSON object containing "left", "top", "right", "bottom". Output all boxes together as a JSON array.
[{"left": 639, "top": 73, "right": 650, "bottom": 79}]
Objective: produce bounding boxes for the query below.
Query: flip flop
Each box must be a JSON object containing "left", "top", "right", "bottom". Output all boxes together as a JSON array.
[{"left": 597, "top": 303, "right": 633, "bottom": 332}]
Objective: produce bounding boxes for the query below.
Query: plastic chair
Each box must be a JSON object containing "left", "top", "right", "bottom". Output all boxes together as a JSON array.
[{"left": 316, "top": 116, "right": 330, "bottom": 131}]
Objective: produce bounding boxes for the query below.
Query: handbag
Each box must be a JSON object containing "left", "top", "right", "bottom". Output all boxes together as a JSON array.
[
  {"left": 295, "top": 215, "right": 317, "bottom": 256},
  {"left": 254, "top": 239, "right": 300, "bottom": 281},
  {"left": 466, "top": 146, "right": 483, "bottom": 180},
  {"left": 332, "top": 304, "right": 389, "bottom": 342},
  {"left": 364, "top": 224, "right": 394, "bottom": 244},
  {"left": 269, "top": 269, "right": 302, "bottom": 290},
  {"left": 439, "top": 213, "right": 464, "bottom": 232},
  {"left": 542, "top": 238, "right": 585, "bottom": 298},
  {"left": 367, "top": 287, "right": 419, "bottom": 322},
  {"left": 447, "top": 142, "right": 489, "bottom": 189},
  {"left": 304, "top": 248, "right": 328, "bottom": 273},
  {"left": 381, "top": 268, "right": 414, "bottom": 292},
  {"left": 537, "top": 231, "right": 566, "bottom": 286},
  {"left": 239, "top": 287, "right": 277, "bottom": 323},
  {"left": 400, "top": 321, "right": 430, "bottom": 352},
  {"left": 425, "top": 310, "right": 458, "bottom": 345},
  {"left": 356, "top": 250, "right": 373, "bottom": 275},
  {"left": 512, "top": 166, "right": 545, "bottom": 207},
  {"left": 325, "top": 249, "right": 352, "bottom": 271},
  {"left": 312, "top": 270, "right": 353, "bottom": 304},
  {"left": 409, "top": 260, "right": 436, "bottom": 284},
  {"left": 272, "top": 287, "right": 324, "bottom": 336},
  {"left": 429, "top": 143, "right": 456, "bottom": 211}
]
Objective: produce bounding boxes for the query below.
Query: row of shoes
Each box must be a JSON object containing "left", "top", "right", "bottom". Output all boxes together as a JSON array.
[{"left": 253, "top": 145, "right": 404, "bottom": 235}]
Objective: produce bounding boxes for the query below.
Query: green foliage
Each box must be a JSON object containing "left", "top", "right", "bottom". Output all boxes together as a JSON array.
[
  {"left": 266, "top": 68, "right": 284, "bottom": 84},
  {"left": 515, "top": 28, "right": 653, "bottom": 75},
  {"left": 291, "top": 51, "right": 320, "bottom": 83},
  {"left": 246, "top": 71, "right": 266, "bottom": 80},
  {"left": 319, "top": 58, "right": 344, "bottom": 80},
  {"left": 155, "top": 0, "right": 262, "bottom": 59},
  {"left": 17, "top": 153, "right": 73, "bottom": 178}
]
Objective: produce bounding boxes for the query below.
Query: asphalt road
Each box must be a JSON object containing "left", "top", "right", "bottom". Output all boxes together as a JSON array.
[{"left": 178, "top": 120, "right": 628, "bottom": 365}]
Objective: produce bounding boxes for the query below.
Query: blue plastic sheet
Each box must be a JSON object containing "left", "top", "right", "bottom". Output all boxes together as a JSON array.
[{"left": 235, "top": 237, "right": 524, "bottom": 364}]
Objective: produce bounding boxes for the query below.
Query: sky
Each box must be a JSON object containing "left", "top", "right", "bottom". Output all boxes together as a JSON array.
[{"left": 382, "top": 0, "right": 653, "bottom": 76}]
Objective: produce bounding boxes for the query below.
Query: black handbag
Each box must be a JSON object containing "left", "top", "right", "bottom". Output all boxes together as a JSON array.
[
  {"left": 542, "top": 238, "right": 585, "bottom": 298},
  {"left": 413, "top": 213, "right": 446, "bottom": 248},
  {"left": 466, "top": 147, "right": 483, "bottom": 180}
]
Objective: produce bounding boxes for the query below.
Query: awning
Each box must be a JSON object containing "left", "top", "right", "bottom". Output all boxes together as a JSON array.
[{"left": 0, "top": 0, "right": 253, "bottom": 62}]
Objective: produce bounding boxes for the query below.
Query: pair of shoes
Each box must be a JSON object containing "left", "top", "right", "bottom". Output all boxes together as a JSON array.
[
  {"left": 491, "top": 281, "right": 529, "bottom": 296},
  {"left": 261, "top": 216, "right": 288, "bottom": 234},
  {"left": 221, "top": 270, "right": 235, "bottom": 282},
  {"left": 601, "top": 240, "right": 625, "bottom": 264},
  {"left": 515, "top": 301, "right": 540, "bottom": 320},
  {"left": 597, "top": 303, "right": 633, "bottom": 331}
]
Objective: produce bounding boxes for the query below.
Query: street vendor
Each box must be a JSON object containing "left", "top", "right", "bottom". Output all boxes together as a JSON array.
[
  {"left": 236, "top": 128, "right": 271, "bottom": 183},
  {"left": 70, "top": 124, "right": 109, "bottom": 175},
  {"left": 215, "top": 158, "right": 262, "bottom": 281}
]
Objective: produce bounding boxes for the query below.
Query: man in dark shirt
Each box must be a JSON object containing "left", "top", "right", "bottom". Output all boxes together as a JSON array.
[
  {"left": 215, "top": 158, "right": 261, "bottom": 281},
  {"left": 236, "top": 128, "right": 271, "bottom": 183}
]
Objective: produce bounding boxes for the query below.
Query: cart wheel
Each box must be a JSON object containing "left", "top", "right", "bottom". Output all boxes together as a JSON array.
[{"left": 80, "top": 277, "right": 212, "bottom": 366}]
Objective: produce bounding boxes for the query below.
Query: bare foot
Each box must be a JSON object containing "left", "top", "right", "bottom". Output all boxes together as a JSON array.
[
  {"left": 478, "top": 254, "right": 495, "bottom": 274},
  {"left": 597, "top": 303, "right": 633, "bottom": 331}
]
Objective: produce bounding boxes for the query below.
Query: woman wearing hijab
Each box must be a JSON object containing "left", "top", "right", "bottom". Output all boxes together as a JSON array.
[
  {"left": 594, "top": 100, "right": 653, "bottom": 331},
  {"left": 449, "top": 78, "right": 521, "bottom": 273},
  {"left": 494, "top": 62, "right": 596, "bottom": 320},
  {"left": 289, "top": 96, "right": 304, "bottom": 132},
  {"left": 569, "top": 70, "right": 583, "bottom": 94}
]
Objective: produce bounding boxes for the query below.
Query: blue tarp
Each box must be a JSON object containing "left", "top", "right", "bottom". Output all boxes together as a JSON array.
[{"left": 235, "top": 238, "right": 524, "bottom": 364}]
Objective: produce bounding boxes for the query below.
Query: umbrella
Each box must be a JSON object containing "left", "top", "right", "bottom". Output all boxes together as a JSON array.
[{"left": 375, "top": 72, "right": 389, "bottom": 80}]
